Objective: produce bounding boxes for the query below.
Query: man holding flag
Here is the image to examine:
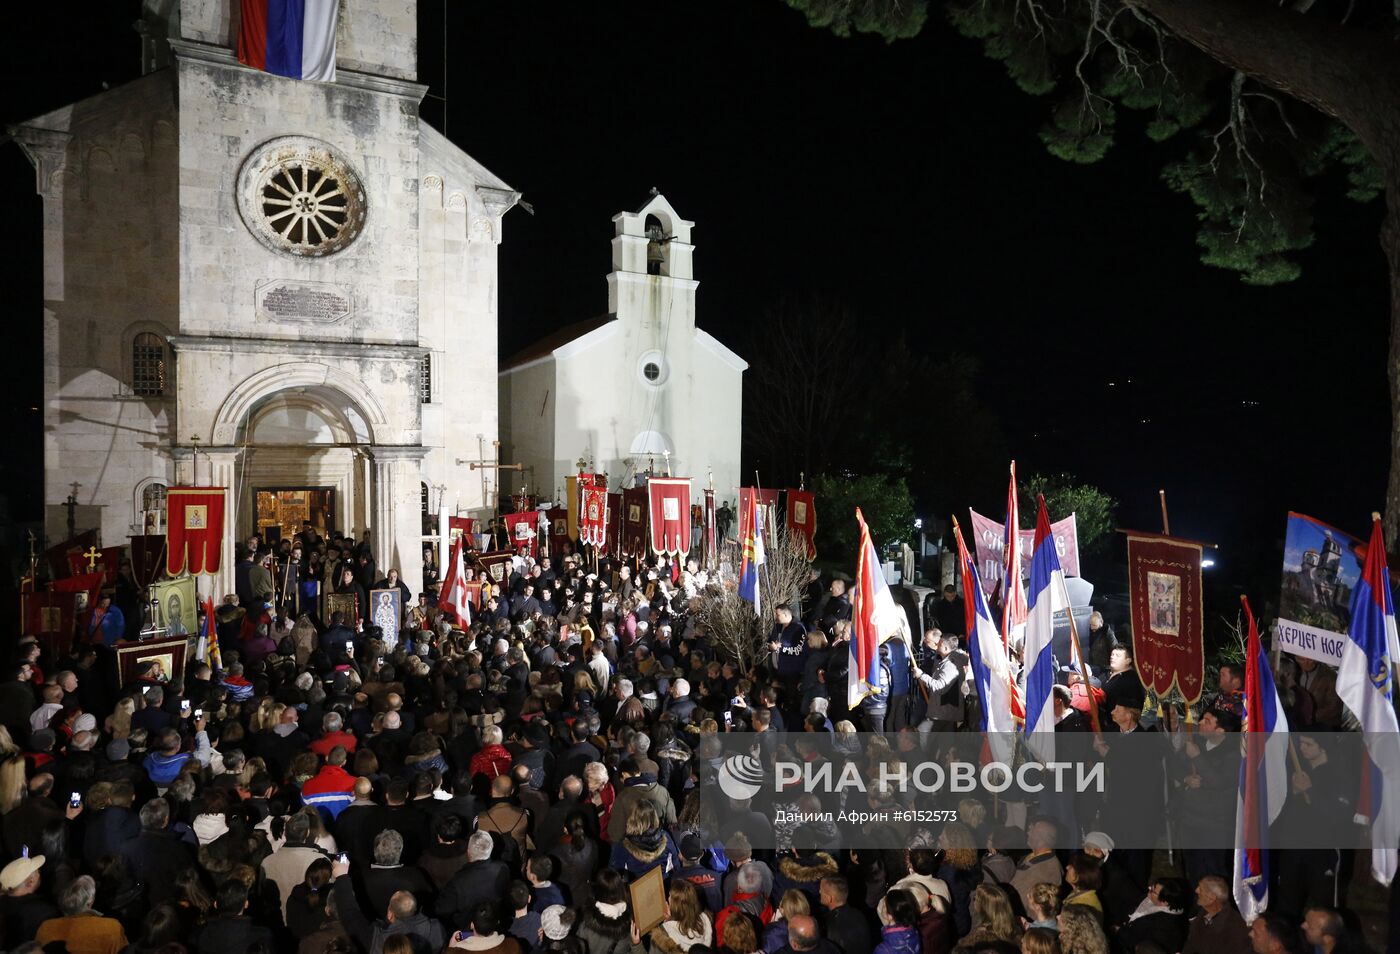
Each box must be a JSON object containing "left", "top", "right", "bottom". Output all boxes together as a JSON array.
[{"left": 1336, "top": 513, "right": 1400, "bottom": 887}]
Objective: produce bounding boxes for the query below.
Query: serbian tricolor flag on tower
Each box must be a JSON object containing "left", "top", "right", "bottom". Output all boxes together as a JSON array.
[
  {"left": 953, "top": 518, "right": 1018, "bottom": 762},
  {"left": 738, "top": 493, "right": 765, "bottom": 617},
  {"left": 237, "top": 0, "right": 340, "bottom": 82},
  {"left": 1023, "top": 496, "right": 1065, "bottom": 743},
  {"left": 1338, "top": 514, "right": 1400, "bottom": 886},
  {"left": 847, "top": 508, "right": 909, "bottom": 709},
  {"left": 438, "top": 535, "right": 472, "bottom": 628},
  {"left": 1232, "top": 595, "right": 1290, "bottom": 920}
]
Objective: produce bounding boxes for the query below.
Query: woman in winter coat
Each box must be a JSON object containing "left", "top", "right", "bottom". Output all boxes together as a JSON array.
[
  {"left": 953, "top": 884, "right": 1021, "bottom": 954},
  {"left": 576, "top": 869, "right": 645, "bottom": 954},
  {"left": 935, "top": 822, "right": 984, "bottom": 938},
  {"left": 860, "top": 647, "right": 895, "bottom": 733},
  {"left": 649, "top": 881, "right": 713, "bottom": 954},
  {"left": 470, "top": 725, "right": 513, "bottom": 785},
  {"left": 874, "top": 889, "right": 923, "bottom": 954},
  {"left": 608, "top": 801, "right": 678, "bottom": 880}
]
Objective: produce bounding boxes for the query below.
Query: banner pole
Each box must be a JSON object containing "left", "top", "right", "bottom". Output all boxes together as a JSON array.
[{"left": 1158, "top": 489, "right": 1170, "bottom": 536}]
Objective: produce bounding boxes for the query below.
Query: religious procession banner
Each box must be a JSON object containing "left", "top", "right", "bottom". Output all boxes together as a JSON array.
[
  {"left": 647, "top": 478, "right": 692, "bottom": 556},
  {"left": 606, "top": 492, "right": 623, "bottom": 556},
  {"left": 448, "top": 516, "right": 476, "bottom": 547},
  {"left": 52, "top": 572, "right": 105, "bottom": 619},
  {"left": 503, "top": 512, "right": 538, "bottom": 558},
  {"left": 475, "top": 551, "right": 514, "bottom": 589},
  {"left": 786, "top": 489, "right": 818, "bottom": 561},
  {"left": 44, "top": 530, "right": 98, "bottom": 580},
  {"left": 580, "top": 485, "right": 609, "bottom": 548},
  {"left": 738, "top": 488, "right": 781, "bottom": 549},
  {"left": 22, "top": 590, "right": 76, "bottom": 658},
  {"left": 1276, "top": 511, "right": 1389, "bottom": 667},
  {"left": 546, "top": 508, "right": 569, "bottom": 559},
  {"left": 166, "top": 487, "right": 227, "bottom": 576},
  {"left": 151, "top": 574, "right": 198, "bottom": 637},
  {"left": 623, "top": 488, "right": 649, "bottom": 557},
  {"left": 968, "top": 509, "right": 1080, "bottom": 598},
  {"left": 67, "top": 546, "right": 125, "bottom": 587},
  {"left": 128, "top": 534, "right": 166, "bottom": 587},
  {"left": 1126, "top": 532, "right": 1205, "bottom": 705}
]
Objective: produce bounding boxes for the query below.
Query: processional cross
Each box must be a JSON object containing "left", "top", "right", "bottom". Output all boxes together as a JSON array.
[
  {"left": 64, "top": 482, "right": 81, "bottom": 538},
  {"left": 83, "top": 546, "right": 102, "bottom": 571},
  {"left": 456, "top": 437, "right": 525, "bottom": 510}
]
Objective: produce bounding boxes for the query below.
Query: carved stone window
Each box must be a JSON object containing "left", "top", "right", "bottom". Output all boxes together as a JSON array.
[
  {"left": 132, "top": 333, "right": 167, "bottom": 396},
  {"left": 237, "top": 137, "right": 367, "bottom": 257},
  {"left": 419, "top": 353, "right": 433, "bottom": 404}
]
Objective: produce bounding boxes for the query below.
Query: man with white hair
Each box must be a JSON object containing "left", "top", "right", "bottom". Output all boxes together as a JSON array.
[
  {"left": 437, "top": 830, "right": 510, "bottom": 930},
  {"left": 1182, "top": 876, "right": 1249, "bottom": 954},
  {"left": 665, "top": 677, "right": 696, "bottom": 725}
]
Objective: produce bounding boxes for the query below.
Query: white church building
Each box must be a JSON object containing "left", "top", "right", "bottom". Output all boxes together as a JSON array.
[
  {"left": 499, "top": 194, "right": 746, "bottom": 502},
  {"left": 10, "top": 0, "right": 517, "bottom": 599}
]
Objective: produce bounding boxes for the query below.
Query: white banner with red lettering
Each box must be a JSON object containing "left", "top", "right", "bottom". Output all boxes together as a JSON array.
[
  {"left": 647, "top": 478, "right": 692, "bottom": 556},
  {"left": 968, "top": 508, "right": 1080, "bottom": 597}
]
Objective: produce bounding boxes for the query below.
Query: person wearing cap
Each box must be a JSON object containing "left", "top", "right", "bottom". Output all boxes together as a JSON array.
[
  {"left": 675, "top": 833, "right": 724, "bottom": 912},
  {"left": 0, "top": 852, "right": 57, "bottom": 942}
]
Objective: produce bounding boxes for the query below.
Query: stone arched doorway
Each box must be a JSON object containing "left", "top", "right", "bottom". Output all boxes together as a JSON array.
[{"left": 200, "top": 368, "right": 426, "bottom": 602}]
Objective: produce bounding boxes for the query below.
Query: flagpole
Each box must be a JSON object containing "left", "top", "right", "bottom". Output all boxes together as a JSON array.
[{"left": 1057, "top": 571, "right": 1101, "bottom": 734}]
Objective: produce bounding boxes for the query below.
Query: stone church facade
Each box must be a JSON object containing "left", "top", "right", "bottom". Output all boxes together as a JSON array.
[
  {"left": 499, "top": 194, "right": 745, "bottom": 503},
  {"left": 10, "top": 0, "right": 516, "bottom": 600}
]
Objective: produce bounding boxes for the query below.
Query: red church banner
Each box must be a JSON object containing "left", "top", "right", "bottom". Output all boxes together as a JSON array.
[
  {"left": 448, "top": 516, "right": 476, "bottom": 541},
  {"left": 44, "top": 530, "right": 98, "bottom": 581},
  {"left": 738, "top": 488, "right": 780, "bottom": 547},
  {"left": 622, "top": 488, "right": 649, "bottom": 557},
  {"left": 786, "top": 489, "right": 818, "bottom": 561},
  {"left": 67, "top": 546, "right": 125, "bottom": 586},
  {"left": 647, "top": 478, "right": 692, "bottom": 556},
  {"left": 546, "top": 508, "right": 569, "bottom": 558},
  {"left": 23, "top": 590, "right": 77, "bottom": 657},
  {"left": 606, "top": 492, "right": 623, "bottom": 556},
  {"left": 1126, "top": 532, "right": 1206, "bottom": 705},
  {"left": 503, "top": 512, "right": 538, "bottom": 559},
  {"left": 580, "top": 486, "right": 609, "bottom": 547},
  {"left": 166, "top": 487, "right": 227, "bottom": 576}
]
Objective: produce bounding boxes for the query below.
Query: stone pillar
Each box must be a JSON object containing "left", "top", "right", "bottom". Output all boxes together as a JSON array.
[
  {"left": 202, "top": 447, "right": 242, "bottom": 603},
  {"left": 370, "top": 445, "right": 428, "bottom": 601}
]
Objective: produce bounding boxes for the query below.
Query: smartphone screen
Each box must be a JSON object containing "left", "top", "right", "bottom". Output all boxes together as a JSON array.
[
  {"left": 69, "top": 792, "right": 81, "bottom": 808},
  {"left": 336, "top": 852, "right": 348, "bottom": 865},
  {"left": 722, "top": 711, "right": 733, "bottom": 727},
  {"left": 181, "top": 701, "right": 191, "bottom": 715},
  {"left": 194, "top": 709, "right": 203, "bottom": 720},
  {"left": 345, "top": 640, "right": 354, "bottom": 652}
]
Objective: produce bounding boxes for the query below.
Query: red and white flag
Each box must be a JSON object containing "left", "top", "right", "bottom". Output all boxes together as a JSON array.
[
  {"left": 647, "top": 478, "right": 692, "bottom": 556},
  {"left": 438, "top": 536, "right": 472, "bottom": 627}
]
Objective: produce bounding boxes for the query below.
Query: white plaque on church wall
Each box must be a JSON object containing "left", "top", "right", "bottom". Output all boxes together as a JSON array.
[{"left": 254, "top": 279, "right": 354, "bottom": 324}]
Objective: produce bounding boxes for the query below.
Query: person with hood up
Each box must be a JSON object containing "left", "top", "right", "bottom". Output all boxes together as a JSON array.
[
  {"left": 609, "top": 800, "right": 678, "bottom": 880},
  {"left": 771, "top": 840, "right": 840, "bottom": 909}
]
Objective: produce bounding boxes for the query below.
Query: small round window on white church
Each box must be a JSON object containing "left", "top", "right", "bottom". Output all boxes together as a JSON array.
[
  {"left": 637, "top": 351, "right": 669, "bottom": 388},
  {"left": 237, "top": 137, "right": 367, "bottom": 257}
]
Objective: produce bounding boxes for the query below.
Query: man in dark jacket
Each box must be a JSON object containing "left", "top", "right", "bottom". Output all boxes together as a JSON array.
[
  {"left": 436, "top": 831, "right": 510, "bottom": 930},
  {"left": 0, "top": 664, "right": 34, "bottom": 745},
  {"left": 1174, "top": 709, "right": 1240, "bottom": 887},
  {"left": 119, "top": 797, "right": 196, "bottom": 905},
  {"left": 818, "top": 875, "right": 872, "bottom": 954},
  {"left": 193, "top": 880, "right": 275, "bottom": 954},
  {"left": 2, "top": 774, "right": 66, "bottom": 860},
  {"left": 779, "top": 915, "right": 843, "bottom": 954},
  {"left": 319, "top": 612, "right": 358, "bottom": 656}
]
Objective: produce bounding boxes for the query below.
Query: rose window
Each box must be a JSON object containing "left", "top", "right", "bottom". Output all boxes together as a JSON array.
[{"left": 237, "top": 137, "right": 367, "bottom": 257}]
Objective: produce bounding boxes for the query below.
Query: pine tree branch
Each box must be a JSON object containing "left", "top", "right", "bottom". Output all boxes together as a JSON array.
[{"left": 1123, "top": 0, "right": 1400, "bottom": 158}]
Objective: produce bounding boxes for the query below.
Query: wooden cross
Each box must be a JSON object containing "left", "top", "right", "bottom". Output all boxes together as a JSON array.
[
  {"left": 64, "top": 482, "right": 81, "bottom": 539},
  {"left": 83, "top": 545, "right": 101, "bottom": 571},
  {"left": 456, "top": 437, "right": 523, "bottom": 510}
]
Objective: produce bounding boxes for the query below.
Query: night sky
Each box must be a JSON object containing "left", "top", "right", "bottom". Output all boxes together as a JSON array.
[{"left": 1, "top": 1, "right": 1389, "bottom": 605}]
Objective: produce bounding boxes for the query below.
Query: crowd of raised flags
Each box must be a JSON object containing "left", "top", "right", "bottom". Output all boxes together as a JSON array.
[{"left": 787, "top": 462, "right": 1400, "bottom": 919}]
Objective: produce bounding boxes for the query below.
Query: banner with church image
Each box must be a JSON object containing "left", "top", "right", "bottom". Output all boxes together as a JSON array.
[{"left": 1276, "top": 511, "right": 1392, "bottom": 667}]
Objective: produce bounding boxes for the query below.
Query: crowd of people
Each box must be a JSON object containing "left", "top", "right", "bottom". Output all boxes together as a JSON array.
[{"left": 0, "top": 526, "right": 1387, "bottom": 954}]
